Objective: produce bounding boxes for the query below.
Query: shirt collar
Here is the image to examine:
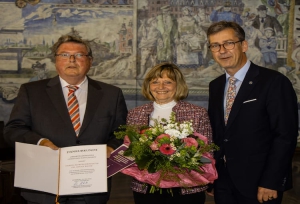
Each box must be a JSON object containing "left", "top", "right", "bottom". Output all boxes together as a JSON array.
[
  {"left": 60, "top": 76, "right": 88, "bottom": 88},
  {"left": 225, "top": 60, "right": 251, "bottom": 82}
]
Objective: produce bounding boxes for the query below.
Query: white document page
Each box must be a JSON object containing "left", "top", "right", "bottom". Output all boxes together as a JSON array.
[
  {"left": 14, "top": 142, "right": 107, "bottom": 195},
  {"left": 14, "top": 142, "right": 59, "bottom": 194},
  {"left": 59, "top": 144, "right": 107, "bottom": 195}
]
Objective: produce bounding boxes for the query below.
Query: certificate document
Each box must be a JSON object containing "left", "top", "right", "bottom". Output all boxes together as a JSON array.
[
  {"left": 14, "top": 142, "right": 107, "bottom": 195},
  {"left": 107, "top": 144, "right": 135, "bottom": 177}
]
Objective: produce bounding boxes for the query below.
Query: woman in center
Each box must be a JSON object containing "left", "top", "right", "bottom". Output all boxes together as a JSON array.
[{"left": 125, "top": 62, "right": 212, "bottom": 204}]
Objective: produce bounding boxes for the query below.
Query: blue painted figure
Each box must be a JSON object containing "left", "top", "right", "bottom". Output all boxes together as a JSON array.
[
  {"left": 259, "top": 27, "right": 277, "bottom": 68},
  {"left": 210, "top": 1, "right": 243, "bottom": 25}
]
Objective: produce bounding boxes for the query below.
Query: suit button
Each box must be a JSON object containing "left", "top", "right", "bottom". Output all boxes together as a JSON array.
[
  {"left": 224, "top": 139, "right": 228, "bottom": 142},
  {"left": 76, "top": 140, "right": 80, "bottom": 144}
]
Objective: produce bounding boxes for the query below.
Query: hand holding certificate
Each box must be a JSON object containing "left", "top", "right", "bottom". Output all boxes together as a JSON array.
[{"left": 14, "top": 142, "right": 107, "bottom": 196}]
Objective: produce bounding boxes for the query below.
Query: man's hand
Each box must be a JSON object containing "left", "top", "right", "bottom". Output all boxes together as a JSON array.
[
  {"left": 257, "top": 187, "right": 278, "bottom": 203},
  {"left": 107, "top": 146, "right": 114, "bottom": 158},
  {"left": 39, "top": 139, "right": 59, "bottom": 150}
]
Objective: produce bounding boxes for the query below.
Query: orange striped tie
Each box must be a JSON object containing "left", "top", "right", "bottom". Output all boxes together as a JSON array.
[{"left": 67, "top": 85, "right": 80, "bottom": 136}]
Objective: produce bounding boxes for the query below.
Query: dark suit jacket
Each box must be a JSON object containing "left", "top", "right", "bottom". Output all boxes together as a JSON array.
[
  {"left": 208, "top": 62, "right": 298, "bottom": 198},
  {"left": 4, "top": 76, "right": 128, "bottom": 204}
]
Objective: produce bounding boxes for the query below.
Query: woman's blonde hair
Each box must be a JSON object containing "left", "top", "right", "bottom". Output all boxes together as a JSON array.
[{"left": 142, "top": 62, "right": 188, "bottom": 101}]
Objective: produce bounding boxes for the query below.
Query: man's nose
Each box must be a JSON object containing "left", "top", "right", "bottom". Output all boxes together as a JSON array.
[
  {"left": 69, "top": 55, "right": 76, "bottom": 62},
  {"left": 219, "top": 45, "right": 227, "bottom": 53}
]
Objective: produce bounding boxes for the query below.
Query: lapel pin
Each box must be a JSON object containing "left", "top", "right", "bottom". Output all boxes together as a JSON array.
[{"left": 249, "top": 81, "right": 253, "bottom": 84}]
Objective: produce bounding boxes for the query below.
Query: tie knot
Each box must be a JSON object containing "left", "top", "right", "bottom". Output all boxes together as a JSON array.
[
  {"left": 229, "top": 77, "right": 236, "bottom": 85},
  {"left": 68, "top": 85, "right": 79, "bottom": 93}
]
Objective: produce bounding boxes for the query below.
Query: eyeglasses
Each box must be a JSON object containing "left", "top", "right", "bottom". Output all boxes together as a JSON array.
[
  {"left": 55, "top": 53, "right": 90, "bottom": 60},
  {"left": 208, "top": 40, "right": 243, "bottom": 52}
]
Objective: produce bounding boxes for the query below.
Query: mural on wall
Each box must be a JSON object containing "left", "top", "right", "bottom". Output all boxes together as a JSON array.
[
  {"left": 0, "top": 1, "right": 299, "bottom": 202},
  {"left": 0, "top": 0, "right": 135, "bottom": 122},
  {"left": 0, "top": 0, "right": 299, "bottom": 124},
  {"left": 136, "top": 0, "right": 296, "bottom": 96}
]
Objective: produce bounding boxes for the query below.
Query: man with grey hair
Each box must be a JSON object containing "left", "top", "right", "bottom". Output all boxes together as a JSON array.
[{"left": 4, "top": 34, "right": 128, "bottom": 204}]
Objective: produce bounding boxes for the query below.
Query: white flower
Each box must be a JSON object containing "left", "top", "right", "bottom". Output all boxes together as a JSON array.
[
  {"left": 165, "top": 129, "right": 181, "bottom": 138},
  {"left": 170, "top": 136, "right": 176, "bottom": 142},
  {"left": 180, "top": 129, "right": 190, "bottom": 138},
  {"left": 152, "top": 128, "right": 158, "bottom": 135}
]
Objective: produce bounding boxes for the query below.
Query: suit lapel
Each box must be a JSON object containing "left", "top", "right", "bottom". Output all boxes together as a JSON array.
[
  {"left": 225, "top": 64, "right": 259, "bottom": 129},
  {"left": 217, "top": 75, "right": 227, "bottom": 127},
  {"left": 79, "top": 77, "right": 103, "bottom": 135},
  {"left": 46, "top": 76, "right": 75, "bottom": 133}
]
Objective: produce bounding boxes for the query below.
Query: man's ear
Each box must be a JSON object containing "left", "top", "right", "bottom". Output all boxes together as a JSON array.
[{"left": 242, "top": 40, "right": 248, "bottom": 53}]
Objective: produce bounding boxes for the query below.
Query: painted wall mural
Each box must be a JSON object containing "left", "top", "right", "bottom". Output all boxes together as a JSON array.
[
  {"left": 0, "top": 0, "right": 299, "bottom": 126},
  {"left": 0, "top": 0, "right": 299, "bottom": 202},
  {"left": 0, "top": 0, "right": 136, "bottom": 122}
]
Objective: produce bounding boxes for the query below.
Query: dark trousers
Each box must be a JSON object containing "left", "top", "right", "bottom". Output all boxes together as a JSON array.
[
  {"left": 133, "top": 188, "right": 205, "bottom": 204},
  {"left": 214, "top": 163, "right": 283, "bottom": 204}
]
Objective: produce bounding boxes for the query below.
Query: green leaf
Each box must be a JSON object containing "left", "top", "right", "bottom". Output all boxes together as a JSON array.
[
  {"left": 136, "top": 154, "right": 153, "bottom": 169},
  {"left": 126, "top": 130, "right": 139, "bottom": 142},
  {"left": 123, "top": 145, "right": 133, "bottom": 156},
  {"left": 147, "top": 160, "right": 157, "bottom": 173},
  {"left": 200, "top": 156, "right": 211, "bottom": 164}
]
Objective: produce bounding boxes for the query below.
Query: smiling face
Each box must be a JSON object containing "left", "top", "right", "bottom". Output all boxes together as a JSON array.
[
  {"left": 149, "top": 72, "right": 177, "bottom": 104},
  {"left": 55, "top": 42, "right": 93, "bottom": 85},
  {"left": 209, "top": 28, "right": 248, "bottom": 76}
]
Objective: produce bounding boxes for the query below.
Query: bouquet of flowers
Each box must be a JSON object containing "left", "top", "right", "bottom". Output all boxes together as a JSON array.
[{"left": 115, "top": 112, "right": 219, "bottom": 190}]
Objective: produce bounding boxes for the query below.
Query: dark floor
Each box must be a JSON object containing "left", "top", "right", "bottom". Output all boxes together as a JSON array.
[
  {"left": 108, "top": 173, "right": 215, "bottom": 204},
  {"left": 0, "top": 152, "right": 299, "bottom": 204},
  {"left": 108, "top": 151, "right": 300, "bottom": 204}
]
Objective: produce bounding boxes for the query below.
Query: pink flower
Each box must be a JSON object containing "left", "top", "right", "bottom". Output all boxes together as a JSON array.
[
  {"left": 155, "top": 134, "right": 170, "bottom": 143},
  {"left": 150, "top": 142, "right": 159, "bottom": 150},
  {"left": 150, "top": 134, "right": 170, "bottom": 151},
  {"left": 182, "top": 137, "right": 198, "bottom": 148},
  {"left": 193, "top": 132, "right": 208, "bottom": 144},
  {"left": 159, "top": 144, "right": 175, "bottom": 155}
]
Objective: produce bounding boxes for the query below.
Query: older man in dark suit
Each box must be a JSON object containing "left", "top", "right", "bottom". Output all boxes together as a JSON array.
[
  {"left": 207, "top": 21, "right": 298, "bottom": 204},
  {"left": 4, "top": 35, "right": 128, "bottom": 204}
]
